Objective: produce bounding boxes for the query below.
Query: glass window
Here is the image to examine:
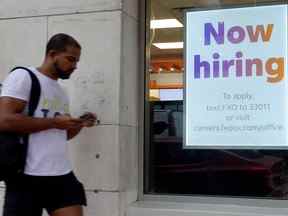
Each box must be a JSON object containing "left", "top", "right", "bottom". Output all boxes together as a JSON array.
[{"left": 144, "top": 0, "right": 288, "bottom": 198}]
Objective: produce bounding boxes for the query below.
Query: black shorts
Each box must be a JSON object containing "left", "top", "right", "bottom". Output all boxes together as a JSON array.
[{"left": 3, "top": 172, "right": 87, "bottom": 216}]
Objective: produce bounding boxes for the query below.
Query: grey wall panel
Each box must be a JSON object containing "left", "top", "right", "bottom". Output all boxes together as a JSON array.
[
  {"left": 120, "top": 13, "right": 139, "bottom": 127},
  {"left": 85, "top": 191, "right": 119, "bottom": 216},
  {"left": 119, "top": 126, "right": 138, "bottom": 192},
  {"left": 123, "top": 0, "right": 139, "bottom": 20},
  {"left": 69, "top": 125, "right": 120, "bottom": 191},
  {"left": 0, "top": 0, "right": 121, "bottom": 19},
  {"left": 119, "top": 125, "right": 138, "bottom": 215},
  {"left": 48, "top": 11, "right": 121, "bottom": 125},
  {"left": 0, "top": 17, "right": 47, "bottom": 81}
]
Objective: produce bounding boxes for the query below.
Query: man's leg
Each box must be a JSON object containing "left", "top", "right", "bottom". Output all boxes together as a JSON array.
[
  {"left": 49, "top": 205, "right": 83, "bottom": 216},
  {"left": 45, "top": 172, "right": 86, "bottom": 216}
]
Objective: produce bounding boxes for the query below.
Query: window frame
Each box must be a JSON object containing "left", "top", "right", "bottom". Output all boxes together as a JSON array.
[{"left": 139, "top": 0, "right": 288, "bottom": 209}]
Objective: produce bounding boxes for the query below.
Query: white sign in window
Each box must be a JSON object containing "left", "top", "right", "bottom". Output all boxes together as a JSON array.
[{"left": 184, "top": 4, "right": 288, "bottom": 148}]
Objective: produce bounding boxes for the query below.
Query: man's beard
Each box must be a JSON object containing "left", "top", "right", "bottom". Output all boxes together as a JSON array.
[{"left": 54, "top": 62, "right": 72, "bottom": 80}]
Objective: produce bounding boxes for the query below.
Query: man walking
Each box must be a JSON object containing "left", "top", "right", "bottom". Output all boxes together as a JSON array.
[{"left": 0, "top": 33, "right": 95, "bottom": 216}]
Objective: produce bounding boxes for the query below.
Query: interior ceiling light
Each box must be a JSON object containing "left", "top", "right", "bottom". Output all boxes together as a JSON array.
[
  {"left": 150, "top": 19, "right": 183, "bottom": 29},
  {"left": 153, "top": 42, "right": 183, "bottom": 49}
]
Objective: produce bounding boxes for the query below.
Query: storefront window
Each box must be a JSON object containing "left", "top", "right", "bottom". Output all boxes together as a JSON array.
[{"left": 144, "top": 0, "right": 288, "bottom": 198}]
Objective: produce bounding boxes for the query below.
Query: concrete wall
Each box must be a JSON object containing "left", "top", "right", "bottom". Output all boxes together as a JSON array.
[{"left": 0, "top": 0, "right": 139, "bottom": 216}]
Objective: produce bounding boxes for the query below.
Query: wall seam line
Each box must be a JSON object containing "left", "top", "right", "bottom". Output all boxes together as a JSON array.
[{"left": 0, "top": 8, "right": 122, "bottom": 20}]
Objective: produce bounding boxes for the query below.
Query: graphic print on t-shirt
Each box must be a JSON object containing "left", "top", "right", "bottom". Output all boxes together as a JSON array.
[{"left": 41, "top": 97, "right": 69, "bottom": 118}]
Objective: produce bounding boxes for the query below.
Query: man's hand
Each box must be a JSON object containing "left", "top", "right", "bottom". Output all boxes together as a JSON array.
[
  {"left": 55, "top": 113, "right": 97, "bottom": 140},
  {"left": 79, "top": 112, "right": 97, "bottom": 127},
  {"left": 53, "top": 115, "right": 84, "bottom": 130}
]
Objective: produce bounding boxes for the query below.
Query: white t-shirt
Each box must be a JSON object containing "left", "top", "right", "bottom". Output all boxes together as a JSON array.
[{"left": 0, "top": 67, "right": 72, "bottom": 176}]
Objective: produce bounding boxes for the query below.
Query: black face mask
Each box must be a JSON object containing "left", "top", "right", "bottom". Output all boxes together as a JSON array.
[{"left": 53, "top": 62, "right": 72, "bottom": 80}]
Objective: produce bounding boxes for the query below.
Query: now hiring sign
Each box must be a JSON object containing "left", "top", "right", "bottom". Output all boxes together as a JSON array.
[{"left": 184, "top": 5, "right": 288, "bottom": 149}]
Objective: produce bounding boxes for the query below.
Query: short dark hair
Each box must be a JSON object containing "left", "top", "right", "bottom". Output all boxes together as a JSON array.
[{"left": 46, "top": 33, "right": 81, "bottom": 55}]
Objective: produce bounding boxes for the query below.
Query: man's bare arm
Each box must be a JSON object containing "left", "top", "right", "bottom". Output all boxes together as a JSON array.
[{"left": 0, "top": 97, "right": 83, "bottom": 134}]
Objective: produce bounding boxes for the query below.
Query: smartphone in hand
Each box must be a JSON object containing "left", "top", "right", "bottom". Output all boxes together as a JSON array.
[{"left": 79, "top": 112, "right": 100, "bottom": 126}]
